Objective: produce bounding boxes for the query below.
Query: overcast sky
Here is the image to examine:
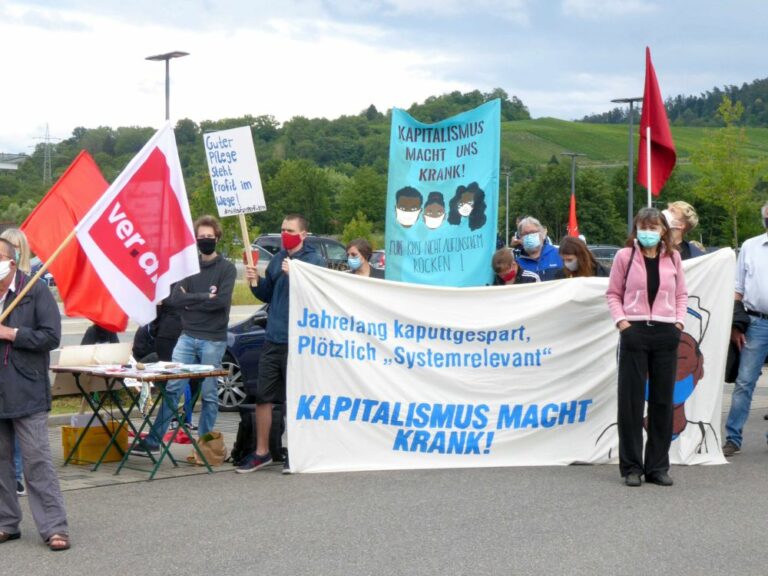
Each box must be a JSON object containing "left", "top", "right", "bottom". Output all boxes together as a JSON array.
[{"left": 2, "top": 0, "right": 767, "bottom": 153}]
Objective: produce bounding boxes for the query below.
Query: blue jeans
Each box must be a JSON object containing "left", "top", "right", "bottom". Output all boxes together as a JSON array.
[
  {"left": 148, "top": 334, "right": 227, "bottom": 444},
  {"left": 725, "top": 316, "right": 768, "bottom": 447},
  {"left": 13, "top": 434, "right": 22, "bottom": 483}
]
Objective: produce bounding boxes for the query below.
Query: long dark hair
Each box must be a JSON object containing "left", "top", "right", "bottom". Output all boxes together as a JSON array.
[
  {"left": 447, "top": 182, "right": 487, "bottom": 230},
  {"left": 626, "top": 207, "right": 675, "bottom": 256},
  {"left": 558, "top": 236, "right": 597, "bottom": 277}
]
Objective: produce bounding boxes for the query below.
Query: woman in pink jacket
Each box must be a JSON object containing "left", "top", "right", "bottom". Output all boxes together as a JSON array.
[{"left": 606, "top": 207, "right": 688, "bottom": 488}]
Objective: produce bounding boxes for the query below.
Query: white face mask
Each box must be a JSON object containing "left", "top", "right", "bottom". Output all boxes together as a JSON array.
[
  {"left": 396, "top": 208, "right": 421, "bottom": 228},
  {"left": 564, "top": 259, "right": 579, "bottom": 272},
  {"left": 424, "top": 214, "right": 445, "bottom": 229},
  {"left": 458, "top": 204, "right": 473, "bottom": 217},
  {"left": 662, "top": 209, "right": 683, "bottom": 230},
  {"left": 0, "top": 260, "right": 12, "bottom": 282}
]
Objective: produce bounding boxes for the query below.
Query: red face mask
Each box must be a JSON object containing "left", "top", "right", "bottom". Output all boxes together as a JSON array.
[
  {"left": 501, "top": 267, "right": 517, "bottom": 284},
  {"left": 281, "top": 231, "right": 302, "bottom": 251}
]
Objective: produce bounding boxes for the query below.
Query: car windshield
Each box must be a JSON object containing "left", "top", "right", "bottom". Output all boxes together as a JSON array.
[{"left": 324, "top": 241, "right": 346, "bottom": 261}]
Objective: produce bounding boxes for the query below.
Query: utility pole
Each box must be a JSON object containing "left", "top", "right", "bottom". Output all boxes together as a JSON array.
[
  {"left": 32, "top": 123, "right": 61, "bottom": 185},
  {"left": 503, "top": 168, "right": 511, "bottom": 246},
  {"left": 611, "top": 97, "right": 643, "bottom": 233}
]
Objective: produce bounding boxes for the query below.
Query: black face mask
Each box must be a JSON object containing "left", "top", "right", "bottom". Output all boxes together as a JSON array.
[{"left": 197, "top": 238, "right": 217, "bottom": 255}]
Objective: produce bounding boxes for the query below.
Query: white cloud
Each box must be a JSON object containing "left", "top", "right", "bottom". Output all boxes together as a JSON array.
[
  {"left": 0, "top": 5, "right": 466, "bottom": 152},
  {"left": 561, "top": 0, "right": 658, "bottom": 19},
  {"left": 368, "top": 0, "right": 531, "bottom": 24}
]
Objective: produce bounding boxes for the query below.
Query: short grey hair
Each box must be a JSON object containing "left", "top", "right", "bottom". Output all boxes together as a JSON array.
[{"left": 517, "top": 216, "right": 543, "bottom": 236}]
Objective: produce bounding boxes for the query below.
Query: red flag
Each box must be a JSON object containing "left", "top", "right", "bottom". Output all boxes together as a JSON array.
[
  {"left": 568, "top": 192, "right": 579, "bottom": 237},
  {"left": 21, "top": 152, "right": 129, "bottom": 332},
  {"left": 638, "top": 47, "right": 676, "bottom": 197},
  {"left": 76, "top": 122, "right": 198, "bottom": 326}
]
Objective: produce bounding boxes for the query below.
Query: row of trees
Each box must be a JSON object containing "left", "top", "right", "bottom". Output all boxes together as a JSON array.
[
  {"left": 2, "top": 91, "right": 766, "bottom": 255},
  {"left": 582, "top": 76, "right": 768, "bottom": 127}
]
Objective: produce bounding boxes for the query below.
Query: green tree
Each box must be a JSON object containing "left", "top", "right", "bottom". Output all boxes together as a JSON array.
[
  {"left": 251, "top": 159, "right": 332, "bottom": 234},
  {"left": 692, "top": 96, "right": 764, "bottom": 246},
  {"left": 338, "top": 166, "right": 387, "bottom": 230},
  {"left": 341, "top": 211, "right": 374, "bottom": 245}
]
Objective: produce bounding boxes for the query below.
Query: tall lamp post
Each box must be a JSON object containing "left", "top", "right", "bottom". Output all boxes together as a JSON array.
[
  {"left": 503, "top": 168, "right": 511, "bottom": 246},
  {"left": 560, "top": 152, "right": 586, "bottom": 236},
  {"left": 611, "top": 96, "right": 643, "bottom": 233},
  {"left": 145, "top": 51, "right": 190, "bottom": 120}
]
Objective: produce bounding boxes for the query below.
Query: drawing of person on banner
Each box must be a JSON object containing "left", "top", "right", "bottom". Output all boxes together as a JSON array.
[
  {"left": 423, "top": 192, "right": 446, "bottom": 230},
  {"left": 394, "top": 187, "right": 423, "bottom": 228},
  {"left": 447, "top": 182, "right": 487, "bottom": 231}
]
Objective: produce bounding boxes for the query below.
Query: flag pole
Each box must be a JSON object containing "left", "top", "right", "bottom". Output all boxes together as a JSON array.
[
  {"left": 0, "top": 229, "right": 77, "bottom": 323},
  {"left": 238, "top": 213, "right": 258, "bottom": 287},
  {"left": 646, "top": 126, "right": 652, "bottom": 206}
]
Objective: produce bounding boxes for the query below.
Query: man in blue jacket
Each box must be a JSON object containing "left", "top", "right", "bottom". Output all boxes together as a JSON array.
[
  {"left": 515, "top": 216, "right": 563, "bottom": 281},
  {"left": 237, "top": 214, "right": 326, "bottom": 473}
]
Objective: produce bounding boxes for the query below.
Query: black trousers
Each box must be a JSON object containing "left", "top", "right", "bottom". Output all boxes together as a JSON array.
[{"left": 617, "top": 322, "right": 680, "bottom": 477}]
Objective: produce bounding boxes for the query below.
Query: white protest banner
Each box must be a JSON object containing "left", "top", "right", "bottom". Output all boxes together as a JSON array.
[
  {"left": 287, "top": 249, "right": 734, "bottom": 473},
  {"left": 204, "top": 126, "right": 266, "bottom": 216}
]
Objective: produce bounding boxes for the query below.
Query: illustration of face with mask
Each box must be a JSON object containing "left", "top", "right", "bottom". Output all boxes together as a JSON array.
[
  {"left": 395, "top": 186, "right": 423, "bottom": 228},
  {"left": 448, "top": 183, "right": 487, "bottom": 231},
  {"left": 423, "top": 192, "right": 446, "bottom": 230},
  {"left": 457, "top": 191, "right": 475, "bottom": 217}
]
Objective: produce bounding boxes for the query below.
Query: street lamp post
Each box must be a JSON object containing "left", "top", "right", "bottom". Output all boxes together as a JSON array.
[
  {"left": 145, "top": 51, "right": 190, "bottom": 121},
  {"left": 611, "top": 96, "right": 643, "bottom": 233},
  {"left": 560, "top": 152, "right": 586, "bottom": 237},
  {"left": 504, "top": 169, "right": 511, "bottom": 246}
]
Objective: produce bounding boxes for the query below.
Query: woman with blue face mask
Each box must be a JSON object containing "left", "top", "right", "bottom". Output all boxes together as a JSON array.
[
  {"left": 606, "top": 207, "right": 688, "bottom": 489},
  {"left": 345, "top": 238, "right": 384, "bottom": 279}
]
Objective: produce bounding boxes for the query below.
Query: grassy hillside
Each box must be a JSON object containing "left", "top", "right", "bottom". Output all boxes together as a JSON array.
[{"left": 502, "top": 117, "right": 768, "bottom": 167}]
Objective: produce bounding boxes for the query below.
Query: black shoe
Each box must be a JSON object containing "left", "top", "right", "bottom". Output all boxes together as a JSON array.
[
  {"left": 645, "top": 472, "right": 673, "bottom": 486},
  {"left": 16, "top": 481, "right": 26, "bottom": 496},
  {"left": 722, "top": 441, "right": 741, "bottom": 457},
  {"left": 130, "top": 438, "right": 160, "bottom": 457},
  {"left": 624, "top": 473, "right": 641, "bottom": 487},
  {"left": 282, "top": 453, "right": 291, "bottom": 475}
]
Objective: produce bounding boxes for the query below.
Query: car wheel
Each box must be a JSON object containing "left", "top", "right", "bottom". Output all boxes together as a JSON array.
[{"left": 217, "top": 354, "right": 247, "bottom": 411}]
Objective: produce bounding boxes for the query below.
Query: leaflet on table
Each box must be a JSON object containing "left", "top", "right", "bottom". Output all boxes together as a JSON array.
[{"left": 64, "top": 363, "right": 217, "bottom": 376}]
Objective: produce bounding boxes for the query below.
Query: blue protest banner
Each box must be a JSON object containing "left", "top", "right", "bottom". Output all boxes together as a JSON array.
[{"left": 384, "top": 100, "right": 500, "bottom": 286}]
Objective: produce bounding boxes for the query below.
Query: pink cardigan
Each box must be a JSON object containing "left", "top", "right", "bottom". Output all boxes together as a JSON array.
[{"left": 606, "top": 242, "right": 688, "bottom": 327}]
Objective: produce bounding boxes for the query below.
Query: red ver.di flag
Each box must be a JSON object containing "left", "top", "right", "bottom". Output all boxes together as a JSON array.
[{"left": 76, "top": 122, "right": 198, "bottom": 325}]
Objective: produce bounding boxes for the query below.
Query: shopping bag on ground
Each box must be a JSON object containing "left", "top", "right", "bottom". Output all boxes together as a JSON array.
[{"left": 187, "top": 431, "right": 227, "bottom": 466}]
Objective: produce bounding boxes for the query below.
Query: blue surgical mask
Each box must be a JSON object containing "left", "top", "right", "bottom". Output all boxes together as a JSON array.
[
  {"left": 637, "top": 230, "right": 661, "bottom": 248},
  {"left": 523, "top": 232, "right": 541, "bottom": 251},
  {"left": 347, "top": 256, "right": 362, "bottom": 271}
]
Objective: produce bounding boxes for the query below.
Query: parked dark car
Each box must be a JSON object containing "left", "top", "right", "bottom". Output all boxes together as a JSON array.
[
  {"left": 369, "top": 249, "right": 385, "bottom": 270},
  {"left": 218, "top": 304, "right": 268, "bottom": 411},
  {"left": 30, "top": 256, "right": 56, "bottom": 286},
  {"left": 253, "top": 234, "right": 348, "bottom": 270},
  {"left": 588, "top": 245, "right": 621, "bottom": 271}
]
